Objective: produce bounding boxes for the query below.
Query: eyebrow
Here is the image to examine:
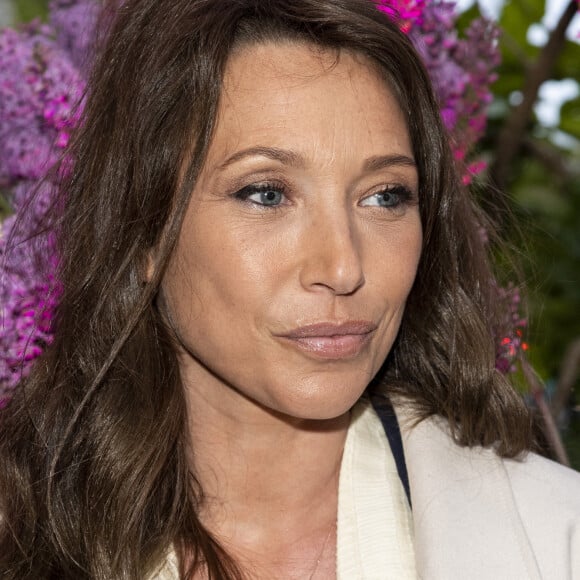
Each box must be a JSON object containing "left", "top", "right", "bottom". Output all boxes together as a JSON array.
[
  {"left": 219, "top": 147, "right": 304, "bottom": 170},
  {"left": 218, "top": 146, "right": 416, "bottom": 172},
  {"left": 363, "top": 154, "right": 416, "bottom": 172}
]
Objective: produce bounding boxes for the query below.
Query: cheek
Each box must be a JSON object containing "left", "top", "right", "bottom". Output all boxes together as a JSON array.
[
  {"left": 162, "top": 212, "right": 283, "bottom": 337},
  {"left": 400, "top": 233, "right": 423, "bottom": 293},
  {"left": 373, "top": 218, "right": 423, "bottom": 298},
  {"left": 369, "top": 219, "right": 422, "bottom": 360}
]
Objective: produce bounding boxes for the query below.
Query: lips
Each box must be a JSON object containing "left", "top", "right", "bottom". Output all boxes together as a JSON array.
[{"left": 276, "top": 321, "right": 377, "bottom": 359}]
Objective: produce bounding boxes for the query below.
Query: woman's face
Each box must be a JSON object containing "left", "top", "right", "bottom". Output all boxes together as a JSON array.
[{"left": 161, "top": 42, "right": 422, "bottom": 421}]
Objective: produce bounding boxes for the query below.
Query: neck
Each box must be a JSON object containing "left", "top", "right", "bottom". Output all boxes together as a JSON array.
[
  {"left": 188, "top": 393, "right": 348, "bottom": 529},
  {"left": 182, "top": 374, "right": 349, "bottom": 551}
]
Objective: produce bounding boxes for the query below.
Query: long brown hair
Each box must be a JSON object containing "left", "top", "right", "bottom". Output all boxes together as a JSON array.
[{"left": 0, "top": 0, "right": 532, "bottom": 577}]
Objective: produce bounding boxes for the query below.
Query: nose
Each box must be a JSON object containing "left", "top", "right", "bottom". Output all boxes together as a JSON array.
[{"left": 298, "top": 208, "right": 365, "bottom": 296}]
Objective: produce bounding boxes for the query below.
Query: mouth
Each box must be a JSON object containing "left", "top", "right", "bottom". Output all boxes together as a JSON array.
[{"left": 276, "top": 321, "right": 377, "bottom": 360}]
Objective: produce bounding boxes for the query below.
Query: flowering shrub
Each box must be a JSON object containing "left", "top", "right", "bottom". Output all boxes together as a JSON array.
[
  {"left": 378, "top": 0, "right": 501, "bottom": 181},
  {"left": 0, "top": 0, "right": 94, "bottom": 394},
  {"left": 494, "top": 283, "right": 528, "bottom": 374},
  {"left": 0, "top": 0, "right": 522, "bottom": 396},
  {"left": 408, "top": 2, "right": 501, "bottom": 183}
]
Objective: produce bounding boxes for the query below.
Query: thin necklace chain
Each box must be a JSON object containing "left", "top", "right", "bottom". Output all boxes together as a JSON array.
[{"left": 308, "top": 521, "right": 336, "bottom": 580}]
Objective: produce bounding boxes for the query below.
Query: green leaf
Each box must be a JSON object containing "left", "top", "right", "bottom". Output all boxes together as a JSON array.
[
  {"left": 492, "top": 70, "right": 527, "bottom": 97},
  {"left": 15, "top": 0, "right": 49, "bottom": 23},
  {"left": 0, "top": 192, "right": 12, "bottom": 219},
  {"left": 455, "top": 3, "right": 483, "bottom": 33},
  {"left": 560, "top": 97, "right": 580, "bottom": 139},
  {"left": 554, "top": 39, "right": 580, "bottom": 82},
  {"left": 499, "top": 0, "right": 543, "bottom": 63}
]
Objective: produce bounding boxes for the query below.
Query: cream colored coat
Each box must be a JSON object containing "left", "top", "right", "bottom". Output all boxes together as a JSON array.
[
  {"left": 152, "top": 404, "right": 580, "bottom": 579},
  {"left": 397, "top": 406, "right": 580, "bottom": 579}
]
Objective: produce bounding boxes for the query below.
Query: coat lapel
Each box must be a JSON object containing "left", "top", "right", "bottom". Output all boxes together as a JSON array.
[{"left": 394, "top": 406, "right": 542, "bottom": 580}]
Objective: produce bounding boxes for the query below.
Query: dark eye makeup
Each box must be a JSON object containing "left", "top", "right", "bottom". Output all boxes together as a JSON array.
[
  {"left": 234, "top": 182, "right": 289, "bottom": 207},
  {"left": 232, "top": 181, "right": 416, "bottom": 210}
]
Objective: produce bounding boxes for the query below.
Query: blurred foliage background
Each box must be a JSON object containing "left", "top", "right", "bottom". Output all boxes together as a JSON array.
[
  {"left": 459, "top": 0, "right": 580, "bottom": 467},
  {"left": 1, "top": 0, "right": 579, "bottom": 466}
]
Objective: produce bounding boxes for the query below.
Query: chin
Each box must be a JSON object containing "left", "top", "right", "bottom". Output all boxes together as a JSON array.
[{"left": 269, "top": 378, "right": 368, "bottom": 422}]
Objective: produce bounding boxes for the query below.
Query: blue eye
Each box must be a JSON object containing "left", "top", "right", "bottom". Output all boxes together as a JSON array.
[
  {"left": 235, "top": 184, "right": 287, "bottom": 207},
  {"left": 251, "top": 189, "right": 284, "bottom": 206},
  {"left": 360, "top": 186, "right": 412, "bottom": 208}
]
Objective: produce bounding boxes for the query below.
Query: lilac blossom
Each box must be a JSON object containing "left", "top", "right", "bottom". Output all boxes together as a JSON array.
[
  {"left": 0, "top": 214, "right": 59, "bottom": 393},
  {"left": 494, "top": 284, "right": 528, "bottom": 374},
  {"left": 378, "top": 0, "right": 500, "bottom": 174},
  {"left": 408, "top": 1, "right": 501, "bottom": 181},
  {"left": 49, "top": 0, "right": 101, "bottom": 72},
  {"left": 376, "top": 0, "right": 426, "bottom": 32},
  {"left": 0, "top": 23, "right": 85, "bottom": 198},
  {"left": 0, "top": 3, "right": 94, "bottom": 398}
]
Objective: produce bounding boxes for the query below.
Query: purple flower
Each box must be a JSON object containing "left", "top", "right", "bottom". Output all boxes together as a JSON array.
[
  {"left": 494, "top": 284, "right": 528, "bottom": 374},
  {"left": 0, "top": 4, "right": 92, "bottom": 396},
  {"left": 0, "top": 23, "right": 86, "bottom": 195},
  {"left": 408, "top": 2, "right": 500, "bottom": 165},
  {"left": 49, "top": 0, "right": 102, "bottom": 72},
  {"left": 376, "top": 0, "right": 426, "bottom": 32},
  {"left": 0, "top": 213, "right": 60, "bottom": 395}
]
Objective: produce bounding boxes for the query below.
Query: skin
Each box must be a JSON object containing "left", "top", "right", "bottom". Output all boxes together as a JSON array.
[{"left": 161, "top": 42, "right": 422, "bottom": 578}]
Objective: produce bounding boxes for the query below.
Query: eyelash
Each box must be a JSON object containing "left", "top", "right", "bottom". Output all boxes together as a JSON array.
[
  {"left": 233, "top": 182, "right": 290, "bottom": 208},
  {"left": 361, "top": 185, "right": 415, "bottom": 209},
  {"left": 233, "top": 181, "right": 416, "bottom": 210}
]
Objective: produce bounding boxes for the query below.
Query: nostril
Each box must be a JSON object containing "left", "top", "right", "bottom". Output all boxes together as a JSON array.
[{"left": 299, "top": 228, "right": 365, "bottom": 295}]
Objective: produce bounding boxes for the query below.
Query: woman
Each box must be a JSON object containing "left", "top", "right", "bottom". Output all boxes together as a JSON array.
[{"left": 1, "top": 0, "right": 578, "bottom": 578}]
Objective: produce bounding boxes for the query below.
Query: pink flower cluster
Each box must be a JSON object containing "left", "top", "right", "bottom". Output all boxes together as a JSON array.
[
  {"left": 0, "top": 211, "right": 59, "bottom": 395},
  {"left": 0, "top": 0, "right": 520, "bottom": 395},
  {"left": 0, "top": 0, "right": 95, "bottom": 396},
  {"left": 376, "top": 0, "right": 426, "bottom": 33},
  {"left": 494, "top": 283, "right": 528, "bottom": 374},
  {"left": 380, "top": 1, "right": 500, "bottom": 182}
]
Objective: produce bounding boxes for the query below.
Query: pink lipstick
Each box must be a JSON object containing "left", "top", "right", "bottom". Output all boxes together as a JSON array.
[{"left": 277, "top": 321, "right": 377, "bottom": 360}]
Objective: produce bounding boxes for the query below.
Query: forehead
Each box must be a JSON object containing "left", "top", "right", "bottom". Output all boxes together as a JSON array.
[{"left": 204, "top": 41, "right": 412, "bottom": 167}]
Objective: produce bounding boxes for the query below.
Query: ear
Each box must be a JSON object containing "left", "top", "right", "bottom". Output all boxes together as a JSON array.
[{"left": 144, "top": 250, "right": 156, "bottom": 283}]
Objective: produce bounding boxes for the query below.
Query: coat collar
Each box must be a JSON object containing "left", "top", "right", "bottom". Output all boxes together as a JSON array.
[
  {"left": 393, "top": 404, "right": 543, "bottom": 580},
  {"left": 150, "top": 401, "right": 550, "bottom": 580}
]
